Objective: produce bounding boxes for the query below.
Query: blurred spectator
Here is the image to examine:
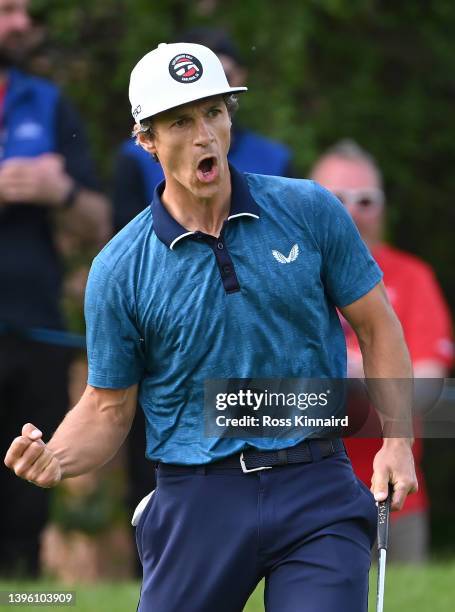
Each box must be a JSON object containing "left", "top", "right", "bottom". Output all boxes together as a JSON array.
[
  {"left": 0, "top": 0, "right": 110, "bottom": 577},
  {"left": 311, "top": 139, "right": 453, "bottom": 563},
  {"left": 112, "top": 27, "right": 294, "bottom": 563}
]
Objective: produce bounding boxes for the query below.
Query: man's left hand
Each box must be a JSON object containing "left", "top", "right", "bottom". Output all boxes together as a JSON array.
[{"left": 371, "top": 438, "right": 418, "bottom": 511}]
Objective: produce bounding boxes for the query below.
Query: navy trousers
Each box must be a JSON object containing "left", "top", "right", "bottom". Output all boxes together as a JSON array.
[{"left": 136, "top": 446, "right": 377, "bottom": 612}]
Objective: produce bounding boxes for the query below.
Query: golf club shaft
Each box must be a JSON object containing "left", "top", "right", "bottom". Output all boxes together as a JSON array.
[
  {"left": 376, "top": 549, "right": 387, "bottom": 612},
  {"left": 376, "top": 485, "right": 392, "bottom": 612}
]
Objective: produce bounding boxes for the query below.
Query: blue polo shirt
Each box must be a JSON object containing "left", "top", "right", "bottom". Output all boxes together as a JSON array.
[{"left": 85, "top": 166, "right": 382, "bottom": 464}]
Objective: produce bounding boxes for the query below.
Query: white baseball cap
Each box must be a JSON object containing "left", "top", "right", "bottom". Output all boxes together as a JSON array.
[{"left": 129, "top": 42, "right": 247, "bottom": 122}]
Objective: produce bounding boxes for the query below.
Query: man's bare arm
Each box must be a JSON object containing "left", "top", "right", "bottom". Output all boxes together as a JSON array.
[
  {"left": 340, "top": 281, "right": 418, "bottom": 511},
  {"left": 341, "top": 281, "right": 412, "bottom": 379},
  {"left": 4, "top": 384, "right": 137, "bottom": 488}
]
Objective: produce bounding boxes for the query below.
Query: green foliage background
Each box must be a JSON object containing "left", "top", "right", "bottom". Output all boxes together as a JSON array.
[
  {"left": 28, "top": 0, "right": 455, "bottom": 549},
  {"left": 29, "top": 0, "right": 455, "bottom": 309}
]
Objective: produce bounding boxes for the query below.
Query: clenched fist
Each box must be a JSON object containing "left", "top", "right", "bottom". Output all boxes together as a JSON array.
[{"left": 4, "top": 423, "right": 62, "bottom": 488}]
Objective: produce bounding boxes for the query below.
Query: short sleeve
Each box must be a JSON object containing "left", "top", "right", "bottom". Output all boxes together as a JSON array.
[
  {"left": 310, "top": 182, "right": 383, "bottom": 307},
  {"left": 84, "top": 258, "right": 145, "bottom": 388}
]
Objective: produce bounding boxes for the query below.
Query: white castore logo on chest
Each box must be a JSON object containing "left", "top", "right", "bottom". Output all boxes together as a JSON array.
[{"left": 272, "top": 244, "right": 299, "bottom": 264}]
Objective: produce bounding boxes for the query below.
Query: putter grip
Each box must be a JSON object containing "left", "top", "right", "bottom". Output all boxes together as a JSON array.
[{"left": 377, "top": 487, "right": 392, "bottom": 550}]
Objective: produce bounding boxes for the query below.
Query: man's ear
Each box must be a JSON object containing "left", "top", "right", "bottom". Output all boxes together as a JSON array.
[{"left": 137, "top": 132, "right": 157, "bottom": 157}]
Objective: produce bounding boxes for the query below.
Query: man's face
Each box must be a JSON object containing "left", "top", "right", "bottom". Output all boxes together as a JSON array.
[
  {"left": 312, "top": 155, "right": 384, "bottom": 247},
  {"left": 0, "top": 0, "right": 31, "bottom": 66},
  {"left": 139, "top": 96, "right": 232, "bottom": 200}
]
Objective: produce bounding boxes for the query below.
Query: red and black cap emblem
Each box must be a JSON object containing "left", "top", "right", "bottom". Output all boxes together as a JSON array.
[{"left": 169, "top": 53, "right": 203, "bottom": 83}]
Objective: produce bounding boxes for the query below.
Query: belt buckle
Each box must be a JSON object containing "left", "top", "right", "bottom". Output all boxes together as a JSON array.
[{"left": 240, "top": 452, "right": 273, "bottom": 474}]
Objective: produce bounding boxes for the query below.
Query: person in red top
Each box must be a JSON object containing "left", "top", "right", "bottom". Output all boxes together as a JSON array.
[{"left": 311, "top": 139, "right": 453, "bottom": 563}]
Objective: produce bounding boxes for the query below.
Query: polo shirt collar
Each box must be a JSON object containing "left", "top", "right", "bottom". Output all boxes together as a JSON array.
[{"left": 151, "top": 164, "right": 260, "bottom": 250}]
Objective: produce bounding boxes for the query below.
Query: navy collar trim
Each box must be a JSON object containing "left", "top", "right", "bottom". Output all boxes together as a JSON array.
[{"left": 151, "top": 164, "right": 260, "bottom": 250}]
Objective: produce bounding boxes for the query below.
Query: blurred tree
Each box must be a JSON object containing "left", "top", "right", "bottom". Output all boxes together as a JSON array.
[{"left": 27, "top": 1, "right": 455, "bottom": 312}]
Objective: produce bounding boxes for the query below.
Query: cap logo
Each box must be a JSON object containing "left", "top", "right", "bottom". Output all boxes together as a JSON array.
[{"left": 169, "top": 53, "right": 203, "bottom": 83}]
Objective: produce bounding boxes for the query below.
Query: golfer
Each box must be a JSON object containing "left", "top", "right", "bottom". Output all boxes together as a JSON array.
[{"left": 5, "top": 43, "right": 417, "bottom": 611}]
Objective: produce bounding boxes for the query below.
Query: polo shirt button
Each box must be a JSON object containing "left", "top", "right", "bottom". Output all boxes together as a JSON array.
[
  {"left": 222, "top": 265, "right": 231, "bottom": 275},
  {"left": 217, "top": 242, "right": 224, "bottom": 250}
]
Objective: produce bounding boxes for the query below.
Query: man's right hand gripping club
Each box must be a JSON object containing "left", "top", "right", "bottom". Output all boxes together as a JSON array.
[{"left": 4, "top": 423, "right": 62, "bottom": 488}]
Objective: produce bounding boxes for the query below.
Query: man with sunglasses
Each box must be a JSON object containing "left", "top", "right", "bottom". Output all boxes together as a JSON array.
[{"left": 311, "top": 140, "right": 453, "bottom": 563}]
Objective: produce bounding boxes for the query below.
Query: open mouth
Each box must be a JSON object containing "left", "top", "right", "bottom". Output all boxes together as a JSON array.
[{"left": 196, "top": 156, "right": 218, "bottom": 183}]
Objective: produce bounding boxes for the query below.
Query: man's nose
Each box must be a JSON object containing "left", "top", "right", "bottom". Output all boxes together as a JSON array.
[
  {"left": 347, "top": 205, "right": 364, "bottom": 226},
  {"left": 193, "top": 118, "right": 213, "bottom": 146},
  {"left": 344, "top": 202, "right": 357, "bottom": 216}
]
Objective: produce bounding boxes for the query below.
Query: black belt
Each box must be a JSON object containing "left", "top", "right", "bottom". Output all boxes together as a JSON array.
[{"left": 158, "top": 438, "right": 345, "bottom": 474}]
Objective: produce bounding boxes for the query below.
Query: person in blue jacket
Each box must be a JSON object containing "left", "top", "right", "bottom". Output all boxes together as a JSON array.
[{"left": 0, "top": 0, "right": 109, "bottom": 577}]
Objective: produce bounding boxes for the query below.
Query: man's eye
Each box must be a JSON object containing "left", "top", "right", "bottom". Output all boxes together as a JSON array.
[
  {"left": 208, "top": 108, "right": 221, "bottom": 117},
  {"left": 173, "top": 118, "right": 187, "bottom": 127}
]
